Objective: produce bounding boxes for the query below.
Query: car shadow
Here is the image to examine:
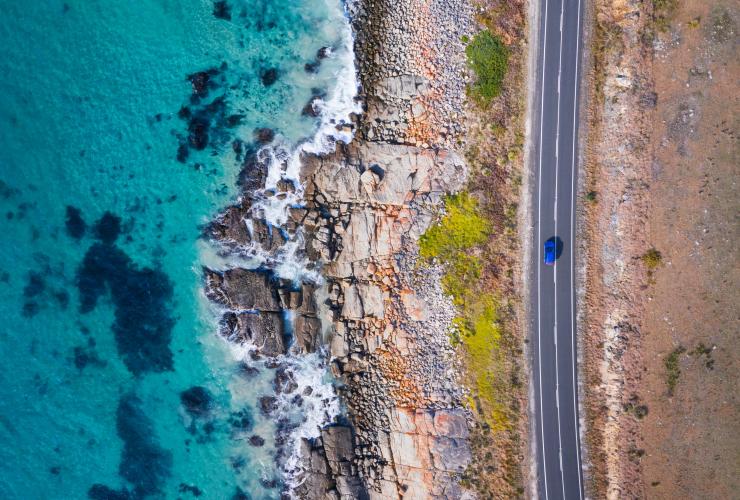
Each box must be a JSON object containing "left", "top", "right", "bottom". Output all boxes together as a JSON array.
[{"left": 546, "top": 236, "right": 564, "bottom": 260}]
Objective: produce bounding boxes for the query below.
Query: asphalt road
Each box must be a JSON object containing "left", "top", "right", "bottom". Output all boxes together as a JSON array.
[{"left": 531, "top": 0, "right": 585, "bottom": 498}]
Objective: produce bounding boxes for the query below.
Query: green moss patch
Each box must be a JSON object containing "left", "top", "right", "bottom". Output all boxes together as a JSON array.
[
  {"left": 420, "top": 192, "right": 491, "bottom": 260},
  {"left": 420, "top": 192, "right": 510, "bottom": 429}
]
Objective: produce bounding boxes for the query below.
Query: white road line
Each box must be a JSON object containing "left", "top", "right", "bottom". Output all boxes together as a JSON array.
[
  {"left": 570, "top": 0, "right": 585, "bottom": 498},
  {"left": 553, "top": 0, "right": 566, "bottom": 496},
  {"left": 535, "top": 0, "right": 549, "bottom": 497}
]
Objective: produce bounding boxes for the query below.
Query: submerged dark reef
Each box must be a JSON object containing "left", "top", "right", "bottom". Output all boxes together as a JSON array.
[
  {"left": 76, "top": 211, "right": 175, "bottom": 376},
  {"left": 88, "top": 394, "right": 173, "bottom": 500}
]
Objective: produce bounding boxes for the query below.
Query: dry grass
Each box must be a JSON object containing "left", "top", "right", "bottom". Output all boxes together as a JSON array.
[{"left": 451, "top": 0, "right": 529, "bottom": 497}]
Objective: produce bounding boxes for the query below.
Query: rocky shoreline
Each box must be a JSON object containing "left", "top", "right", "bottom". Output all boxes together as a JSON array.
[
  {"left": 291, "top": 1, "right": 479, "bottom": 497},
  {"left": 203, "top": 0, "right": 479, "bottom": 498}
]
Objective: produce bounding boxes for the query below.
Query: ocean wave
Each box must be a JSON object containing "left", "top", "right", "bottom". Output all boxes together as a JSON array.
[
  {"left": 252, "top": 8, "right": 362, "bottom": 229},
  {"left": 203, "top": 0, "right": 361, "bottom": 493}
]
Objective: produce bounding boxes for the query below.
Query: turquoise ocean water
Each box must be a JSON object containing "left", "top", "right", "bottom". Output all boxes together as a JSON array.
[{"left": 0, "top": 1, "right": 355, "bottom": 498}]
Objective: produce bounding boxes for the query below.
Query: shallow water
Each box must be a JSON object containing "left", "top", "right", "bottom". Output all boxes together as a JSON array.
[{"left": 0, "top": 0, "right": 355, "bottom": 497}]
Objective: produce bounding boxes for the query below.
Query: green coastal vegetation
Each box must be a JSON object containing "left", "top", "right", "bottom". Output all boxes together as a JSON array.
[
  {"left": 642, "top": 247, "right": 663, "bottom": 268},
  {"left": 652, "top": 0, "right": 679, "bottom": 31},
  {"left": 664, "top": 346, "right": 685, "bottom": 395},
  {"left": 420, "top": 192, "right": 510, "bottom": 430},
  {"left": 463, "top": 29, "right": 509, "bottom": 105},
  {"left": 447, "top": 12, "right": 526, "bottom": 496}
]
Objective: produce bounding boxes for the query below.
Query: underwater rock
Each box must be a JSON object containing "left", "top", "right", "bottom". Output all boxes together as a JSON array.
[
  {"left": 93, "top": 212, "right": 122, "bottom": 245},
  {"left": 116, "top": 393, "right": 172, "bottom": 496},
  {"left": 65, "top": 206, "right": 86, "bottom": 239},
  {"left": 73, "top": 344, "right": 106, "bottom": 371},
  {"left": 77, "top": 242, "right": 175, "bottom": 375},
  {"left": 237, "top": 362, "right": 260, "bottom": 378},
  {"left": 273, "top": 366, "right": 298, "bottom": 394},
  {"left": 54, "top": 289, "right": 70, "bottom": 308},
  {"left": 178, "top": 483, "right": 203, "bottom": 497},
  {"left": 212, "top": 1, "right": 231, "bottom": 21},
  {"left": 87, "top": 484, "right": 132, "bottom": 500},
  {"left": 258, "top": 395, "right": 278, "bottom": 416},
  {"left": 176, "top": 143, "right": 189, "bottom": 163},
  {"left": 228, "top": 408, "right": 253, "bottom": 433},
  {"left": 304, "top": 60, "right": 320, "bottom": 73},
  {"left": 180, "top": 386, "right": 213, "bottom": 417},
  {"left": 187, "top": 70, "right": 213, "bottom": 98},
  {"left": 259, "top": 478, "right": 278, "bottom": 489},
  {"left": 21, "top": 301, "right": 39, "bottom": 317},
  {"left": 254, "top": 127, "right": 275, "bottom": 144},
  {"left": 248, "top": 435, "right": 265, "bottom": 447},
  {"left": 232, "top": 487, "right": 251, "bottom": 500},
  {"left": 260, "top": 68, "right": 278, "bottom": 86},
  {"left": 187, "top": 116, "right": 210, "bottom": 150},
  {"left": 226, "top": 114, "right": 244, "bottom": 128},
  {"left": 23, "top": 271, "right": 45, "bottom": 298}
]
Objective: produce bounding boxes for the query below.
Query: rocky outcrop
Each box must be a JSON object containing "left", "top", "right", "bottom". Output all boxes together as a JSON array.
[
  {"left": 204, "top": 266, "right": 321, "bottom": 359},
  {"left": 199, "top": 0, "right": 477, "bottom": 497},
  {"left": 292, "top": 1, "right": 477, "bottom": 498},
  {"left": 205, "top": 268, "right": 281, "bottom": 311}
]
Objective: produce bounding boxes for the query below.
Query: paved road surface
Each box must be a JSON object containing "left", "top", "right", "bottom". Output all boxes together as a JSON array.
[{"left": 530, "top": 0, "right": 585, "bottom": 498}]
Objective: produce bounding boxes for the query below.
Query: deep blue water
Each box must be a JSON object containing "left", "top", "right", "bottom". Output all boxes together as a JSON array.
[{"left": 0, "top": 0, "right": 354, "bottom": 498}]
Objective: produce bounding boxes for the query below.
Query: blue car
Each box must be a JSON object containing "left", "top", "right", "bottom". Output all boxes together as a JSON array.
[{"left": 544, "top": 238, "right": 557, "bottom": 265}]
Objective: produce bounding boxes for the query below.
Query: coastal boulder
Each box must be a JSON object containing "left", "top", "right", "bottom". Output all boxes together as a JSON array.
[
  {"left": 207, "top": 203, "right": 251, "bottom": 246},
  {"left": 358, "top": 283, "right": 384, "bottom": 319},
  {"left": 204, "top": 268, "right": 281, "bottom": 312},
  {"left": 299, "top": 283, "right": 318, "bottom": 315},
  {"left": 219, "top": 311, "right": 286, "bottom": 357},
  {"left": 321, "top": 426, "right": 354, "bottom": 475},
  {"left": 294, "top": 314, "right": 322, "bottom": 353},
  {"left": 341, "top": 284, "right": 364, "bottom": 320}
]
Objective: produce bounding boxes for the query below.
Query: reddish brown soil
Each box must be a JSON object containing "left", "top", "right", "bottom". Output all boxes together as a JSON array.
[
  {"left": 581, "top": 0, "right": 738, "bottom": 498},
  {"left": 639, "top": 2, "right": 739, "bottom": 498}
]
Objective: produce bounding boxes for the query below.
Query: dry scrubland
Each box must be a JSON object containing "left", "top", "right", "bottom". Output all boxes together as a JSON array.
[
  {"left": 640, "top": 1, "right": 738, "bottom": 496},
  {"left": 582, "top": 0, "right": 738, "bottom": 497}
]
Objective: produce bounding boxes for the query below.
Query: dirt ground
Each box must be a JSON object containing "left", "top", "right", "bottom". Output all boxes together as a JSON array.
[
  {"left": 639, "top": 1, "right": 739, "bottom": 497},
  {"left": 581, "top": 0, "right": 738, "bottom": 498},
  {"left": 580, "top": 0, "right": 740, "bottom": 499}
]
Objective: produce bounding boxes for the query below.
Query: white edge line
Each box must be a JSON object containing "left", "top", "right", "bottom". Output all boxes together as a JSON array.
[
  {"left": 536, "top": 0, "right": 550, "bottom": 497},
  {"left": 570, "top": 0, "right": 585, "bottom": 497}
]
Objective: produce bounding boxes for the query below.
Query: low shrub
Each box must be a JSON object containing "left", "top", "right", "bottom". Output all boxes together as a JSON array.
[
  {"left": 642, "top": 247, "right": 663, "bottom": 269},
  {"left": 664, "top": 346, "right": 685, "bottom": 395},
  {"left": 465, "top": 30, "right": 509, "bottom": 105}
]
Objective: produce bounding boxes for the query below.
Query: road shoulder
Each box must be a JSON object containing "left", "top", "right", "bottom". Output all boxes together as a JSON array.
[{"left": 521, "top": 0, "right": 542, "bottom": 495}]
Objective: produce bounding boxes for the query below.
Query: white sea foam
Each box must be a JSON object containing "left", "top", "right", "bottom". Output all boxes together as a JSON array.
[
  {"left": 280, "top": 348, "right": 341, "bottom": 488},
  {"left": 250, "top": 0, "right": 362, "bottom": 229},
  {"left": 206, "top": 0, "right": 361, "bottom": 492},
  {"left": 257, "top": 0, "right": 361, "bottom": 483}
]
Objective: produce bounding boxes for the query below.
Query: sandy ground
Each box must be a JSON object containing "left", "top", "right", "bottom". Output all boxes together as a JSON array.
[
  {"left": 580, "top": 0, "right": 738, "bottom": 497},
  {"left": 639, "top": 2, "right": 739, "bottom": 497}
]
